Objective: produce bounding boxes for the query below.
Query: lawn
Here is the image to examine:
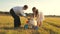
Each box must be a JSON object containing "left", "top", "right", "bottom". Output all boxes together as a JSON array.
[{"left": 0, "top": 15, "right": 60, "bottom": 34}]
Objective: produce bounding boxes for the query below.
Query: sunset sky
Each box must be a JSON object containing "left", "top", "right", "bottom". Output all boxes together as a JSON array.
[{"left": 0, "top": 0, "right": 60, "bottom": 15}]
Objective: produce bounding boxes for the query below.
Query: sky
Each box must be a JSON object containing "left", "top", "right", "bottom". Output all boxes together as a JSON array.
[{"left": 0, "top": 0, "right": 60, "bottom": 15}]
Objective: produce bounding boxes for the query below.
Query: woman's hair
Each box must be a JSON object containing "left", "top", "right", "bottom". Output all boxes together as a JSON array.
[
  {"left": 34, "top": 9, "right": 38, "bottom": 17},
  {"left": 36, "top": 9, "right": 38, "bottom": 16},
  {"left": 32, "top": 7, "right": 38, "bottom": 17},
  {"left": 32, "top": 7, "right": 36, "bottom": 10}
]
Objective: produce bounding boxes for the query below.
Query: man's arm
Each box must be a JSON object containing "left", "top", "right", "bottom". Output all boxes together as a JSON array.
[
  {"left": 20, "top": 11, "right": 28, "bottom": 18},
  {"left": 20, "top": 11, "right": 26, "bottom": 16}
]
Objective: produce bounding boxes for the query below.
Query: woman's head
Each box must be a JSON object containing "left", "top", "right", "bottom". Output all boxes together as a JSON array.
[{"left": 32, "top": 7, "right": 36, "bottom": 13}]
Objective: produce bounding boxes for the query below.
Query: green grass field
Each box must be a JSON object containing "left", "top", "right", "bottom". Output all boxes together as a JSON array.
[{"left": 0, "top": 15, "right": 60, "bottom": 34}]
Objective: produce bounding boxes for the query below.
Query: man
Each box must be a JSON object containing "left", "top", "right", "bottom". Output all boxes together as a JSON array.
[{"left": 10, "top": 5, "right": 28, "bottom": 28}]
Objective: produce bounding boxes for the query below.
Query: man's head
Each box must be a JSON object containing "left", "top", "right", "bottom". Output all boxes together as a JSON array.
[{"left": 23, "top": 5, "right": 28, "bottom": 10}]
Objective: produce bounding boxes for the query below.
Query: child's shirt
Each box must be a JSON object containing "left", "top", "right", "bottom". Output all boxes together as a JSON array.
[{"left": 29, "top": 18, "right": 37, "bottom": 26}]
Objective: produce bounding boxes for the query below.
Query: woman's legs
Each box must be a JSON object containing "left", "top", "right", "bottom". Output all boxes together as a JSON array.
[{"left": 37, "top": 20, "right": 42, "bottom": 27}]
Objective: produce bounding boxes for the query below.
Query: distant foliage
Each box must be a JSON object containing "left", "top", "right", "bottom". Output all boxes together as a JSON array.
[
  {"left": 0, "top": 11, "right": 60, "bottom": 17},
  {"left": 0, "top": 11, "right": 10, "bottom": 15}
]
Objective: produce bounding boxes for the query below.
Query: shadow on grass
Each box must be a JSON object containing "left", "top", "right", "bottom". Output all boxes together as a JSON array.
[
  {"left": 44, "top": 21, "right": 60, "bottom": 28},
  {"left": 0, "top": 27, "right": 25, "bottom": 30},
  {"left": 0, "top": 27, "right": 41, "bottom": 34},
  {"left": 0, "top": 32, "right": 6, "bottom": 34},
  {"left": 32, "top": 30, "right": 40, "bottom": 34}
]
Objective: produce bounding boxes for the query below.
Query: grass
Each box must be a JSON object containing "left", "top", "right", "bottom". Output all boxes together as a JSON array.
[{"left": 0, "top": 15, "right": 60, "bottom": 34}]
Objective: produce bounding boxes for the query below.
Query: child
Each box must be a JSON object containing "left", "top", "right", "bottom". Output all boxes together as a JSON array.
[
  {"left": 24, "top": 15, "right": 38, "bottom": 30},
  {"left": 29, "top": 15, "right": 37, "bottom": 26}
]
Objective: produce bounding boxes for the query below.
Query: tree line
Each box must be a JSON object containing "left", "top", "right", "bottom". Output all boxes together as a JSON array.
[{"left": 0, "top": 11, "right": 60, "bottom": 17}]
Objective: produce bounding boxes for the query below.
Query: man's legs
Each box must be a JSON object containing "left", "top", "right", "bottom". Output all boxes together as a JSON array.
[
  {"left": 10, "top": 8, "right": 21, "bottom": 28},
  {"left": 14, "top": 16, "right": 21, "bottom": 28}
]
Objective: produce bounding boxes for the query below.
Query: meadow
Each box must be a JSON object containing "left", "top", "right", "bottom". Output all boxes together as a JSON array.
[{"left": 0, "top": 15, "right": 60, "bottom": 34}]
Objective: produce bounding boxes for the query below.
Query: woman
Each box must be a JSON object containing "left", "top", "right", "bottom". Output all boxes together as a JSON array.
[
  {"left": 32, "top": 7, "right": 44, "bottom": 27},
  {"left": 32, "top": 7, "right": 38, "bottom": 26},
  {"left": 37, "top": 11, "right": 44, "bottom": 27}
]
